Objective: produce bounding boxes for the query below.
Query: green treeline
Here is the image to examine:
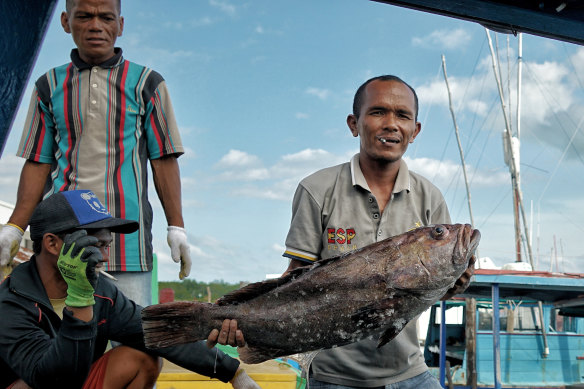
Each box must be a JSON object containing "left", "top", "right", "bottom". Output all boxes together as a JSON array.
[{"left": 158, "top": 279, "right": 242, "bottom": 302}]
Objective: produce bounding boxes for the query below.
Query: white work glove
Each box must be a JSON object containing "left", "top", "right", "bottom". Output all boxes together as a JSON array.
[
  {"left": 167, "top": 226, "right": 191, "bottom": 280},
  {"left": 0, "top": 224, "right": 24, "bottom": 266},
  {"left": 231, "top": 369, "right": 261, "bottom": 389}
]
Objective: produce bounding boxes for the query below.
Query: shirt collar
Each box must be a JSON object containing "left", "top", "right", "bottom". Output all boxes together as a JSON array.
[
  {"left": 70, "top": 47, "right": 124, "bottom": 70},
  {"left": 350, "top": 153, "right": 411, "bottom": 193}
]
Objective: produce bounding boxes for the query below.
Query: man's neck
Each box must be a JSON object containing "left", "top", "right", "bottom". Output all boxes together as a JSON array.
[{"left": 359, "top": 156, "right": 401, "bottom": 214}]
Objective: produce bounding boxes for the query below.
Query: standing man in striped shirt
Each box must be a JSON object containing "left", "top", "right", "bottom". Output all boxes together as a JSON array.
[{"left": 0, "top": 0, "right": 191, "bottom": 307}]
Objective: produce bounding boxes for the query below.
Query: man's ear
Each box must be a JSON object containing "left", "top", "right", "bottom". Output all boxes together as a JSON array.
[
  {"left": 43, "top": 234, "right": 62, "bottom": 256},
  {"left": 347, "top": 114, "right": 359, "bottom": 137},
  {"left": 118, "top": 16, "right": 124, "bottom": 37},
  {"left": 409, "top": 122, "right": 422, "bottom": 144},
  {"left": 61, "top": 12, "right": 71, "bottom": 34}
]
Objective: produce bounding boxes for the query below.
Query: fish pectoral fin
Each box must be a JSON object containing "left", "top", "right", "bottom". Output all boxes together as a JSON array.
[
  {"left": 217, "top": 266, "right": 311, "bottom": 305},
  {"left": 377, "top": 327, "right": 401, "bottom": 348},
  {"left": 350, "top": 299, "right": 397, "bottom": 328}
]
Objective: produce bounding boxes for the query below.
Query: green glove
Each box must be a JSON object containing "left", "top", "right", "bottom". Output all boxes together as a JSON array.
[{"left": 57, "top": 230, "right": 101, "bottom": 307}]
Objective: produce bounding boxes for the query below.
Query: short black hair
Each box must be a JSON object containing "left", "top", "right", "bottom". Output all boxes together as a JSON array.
[
  {"left": 32, "top": 230, "right": 74, "bottom": 255},
  {"left": 31, "top": 227, "right": 107, "bottom": 255},
  {"left": 66, "top": 0, "right": 121, "bottom": 14},
  {"left": 352, "top": 75, "right": 419, "bottom": 120}
]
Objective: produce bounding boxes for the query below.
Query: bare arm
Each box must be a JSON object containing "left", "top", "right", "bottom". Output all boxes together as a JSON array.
[
  {"left": 150, "top": 155, "right": 184, "bottom": 227},
  {"left": 8, "top": 161, "right": 51, "bottom": 229}
]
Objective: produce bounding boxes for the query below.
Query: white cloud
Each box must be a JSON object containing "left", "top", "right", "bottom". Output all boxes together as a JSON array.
[
  {"left": 272, "top": 243, "right": 285, "bottom": 253},
  {"left": 215, "top": 150, "right": 270, "bottom": 181},
  {"left": 295, "top": 112, "right": 309, "bottom": 120},
  {"left": 405, "top": 157, "right": 508, "bottom": 190},
  {"left": 161, "top": 16, "right": 217, "bottom": 30},
  {"left": 180, "top": 146, "right": 196, "bottom": 160},
  {"left": 412, "top": 28, "right": 472, "bottom": 50},
  {"left": 306, "top": 87, "right": 330, "bottom": 100},
  {"left": 123, "top": 34, "right": 211, "bottom": 68},
  {"left": 212, "top": 148, "right": 351, "bottom": 200},
  {"left": 156, "top": 233, "right": 286, "bottom": 283},
  {"left": 418, "top": 50, "right": 584, "bottom": 162},
  {"left": 216, "top": 149, "right": 262, "bottom": 168},
  {"left": 417, "top": 74, "right": 496, "bottom": 117},
  {"left": 281, "top": 148, "right": 331, "bottom": 163},
  {"left": 255, "top": 25, "right": 264, "bottom": 34},
  {"left": 0, "top": 155, "right": 24, "bottom": 204},
  {"left": 521, "top": 61, "right": 572, "bottom": 124},
  {"left": 209, "top": 0, "right": 236, "bottom": 15},
  {"left": 569, "top": 47, "right": 584, "bottom": 81}
]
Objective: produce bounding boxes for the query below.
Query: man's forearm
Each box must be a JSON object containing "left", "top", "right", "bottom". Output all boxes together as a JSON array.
[
  {"left": 8, "top": 161, "right": 51, "bottom": 228},
  {"left": 151, "top": 156, "right": 184, "bottom": 227}
]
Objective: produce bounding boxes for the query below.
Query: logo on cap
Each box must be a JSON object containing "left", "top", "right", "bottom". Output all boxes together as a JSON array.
[{"left": 81, "top": 192, "right": 109, "bottom": 215}]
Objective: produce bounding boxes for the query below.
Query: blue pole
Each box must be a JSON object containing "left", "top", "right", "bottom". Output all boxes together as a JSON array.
[
  {"left": 492, "top": 283, "right": 501, "bottom": 389},
  {"left": 440, "top": 300, "right": 447, "bottom": 388}
]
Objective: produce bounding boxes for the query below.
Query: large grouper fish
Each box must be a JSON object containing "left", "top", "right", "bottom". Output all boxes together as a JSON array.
[{"left": 142, "top": 224, "right": 480, "bottom": 364}]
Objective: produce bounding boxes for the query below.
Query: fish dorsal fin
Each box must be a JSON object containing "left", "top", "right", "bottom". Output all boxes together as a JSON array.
[
  {"left": 216, "top": 265, "right": 312, "bottom": 306},
  {"left": 311, "top": 250, "right": 352, "bottom": 268}
]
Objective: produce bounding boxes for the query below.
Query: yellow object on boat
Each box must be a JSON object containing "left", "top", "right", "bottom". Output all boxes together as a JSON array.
[{"left": 157, "top": 358, "right": 298, "bottom": 389}]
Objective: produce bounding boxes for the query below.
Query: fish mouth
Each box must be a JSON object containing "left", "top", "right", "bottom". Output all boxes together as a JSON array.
[
  {"left": 469, "top": 228, "right": 481, "bottom": 257},
  {"left": 451, "top": 224, "right": 481, "bottom": 267}
]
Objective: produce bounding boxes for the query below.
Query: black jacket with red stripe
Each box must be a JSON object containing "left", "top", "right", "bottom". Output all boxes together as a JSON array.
[{"left": 0, "top": 256, "right": 239, "bottom": 388}]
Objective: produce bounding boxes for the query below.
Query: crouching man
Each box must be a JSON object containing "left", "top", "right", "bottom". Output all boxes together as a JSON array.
[{"left": 0, "top": 190, "right": 258, "bottom": 389}]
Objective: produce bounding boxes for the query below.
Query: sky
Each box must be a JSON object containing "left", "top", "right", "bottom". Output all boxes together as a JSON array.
[{"left": 1, "top": 0, "right": 583, "bottom": 283}]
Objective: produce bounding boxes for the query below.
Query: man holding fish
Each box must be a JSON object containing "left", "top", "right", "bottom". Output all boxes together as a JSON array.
[
  {"left": 282, "top": 75, "right": 474, "bottom": 388},
  {"left": 140, "top": 75, "right": 476, "bottom": 388}
]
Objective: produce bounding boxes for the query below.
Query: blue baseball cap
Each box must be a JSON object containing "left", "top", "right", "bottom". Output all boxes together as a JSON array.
[{"left": 29, "top": 190, "right": 139, "bottom": 240}]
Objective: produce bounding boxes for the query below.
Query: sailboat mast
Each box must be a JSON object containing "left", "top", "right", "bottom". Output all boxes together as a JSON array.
[
  {"left": 517, "top": 33, "right": 523, "bottom": 140},
  {"left": 485, "top": 29, "right": 535, "bottom": 269},
  {"left": 514, "top": 34, "right": 524, "bottom": 263},
  {"left": 441, "top": 55, "right": 476, "bottom": 228}
]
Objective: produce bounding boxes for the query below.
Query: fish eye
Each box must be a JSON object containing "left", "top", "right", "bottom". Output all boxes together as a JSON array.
[{"left": 432, "top": 225, "right": 446, "bottom": 239}]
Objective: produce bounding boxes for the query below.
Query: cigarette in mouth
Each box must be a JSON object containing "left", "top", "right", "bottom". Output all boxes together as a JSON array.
[{"left": 99, "top": 270, "right": 117, "bottom": 281}]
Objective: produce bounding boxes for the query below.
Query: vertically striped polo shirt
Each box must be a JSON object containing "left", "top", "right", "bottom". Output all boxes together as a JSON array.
[{"left": 17, "top": 48, "right": 184, "bottom": 272}]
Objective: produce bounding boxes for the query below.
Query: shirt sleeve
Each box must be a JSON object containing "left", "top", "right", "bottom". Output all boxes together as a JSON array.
[
  {"left": 283, "top": 183, "right": 324, "bottom": 264},
  {"left": 143, "top": 75, "right": 184, "bottom": 160},
  {"left": 16, "top": 83, "right": 56, "bottom": 163}
]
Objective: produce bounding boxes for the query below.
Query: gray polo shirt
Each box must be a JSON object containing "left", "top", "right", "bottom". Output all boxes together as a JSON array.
[{"left": 283, "top": 153, "right": 450, "bottom": 387}]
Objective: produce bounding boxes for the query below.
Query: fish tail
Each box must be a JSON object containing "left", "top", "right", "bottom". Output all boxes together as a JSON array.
[{"left": 141, "top": 301, "right": 216, "bottom": 348}]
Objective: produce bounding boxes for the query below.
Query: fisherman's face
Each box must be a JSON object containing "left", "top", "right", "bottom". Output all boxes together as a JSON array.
[
  {"left": 89, "top": 228, "right": 112, "bottom": 273},
  {"left": 61, "top": 0, "right": 124, "bottom": 65},
  {"left": 348, "top": 80, "right": 421, "bottom": 165}
]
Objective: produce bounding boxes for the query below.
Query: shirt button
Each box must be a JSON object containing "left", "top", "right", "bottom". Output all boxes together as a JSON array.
[
  {"left": 91, "top": 100, "right": 97, "bottom": 104},
  {"left": 378, "top": 231, "right": 382, "bottom": 236},
  {"left": 373, "top": 213, "right": 379, "bottom": 219},
  {"left": 92, "top": 83, "right": 97, "bottom": 88},
  {"left": 92, "top": 68, "right": 98, "bottom": 73}
]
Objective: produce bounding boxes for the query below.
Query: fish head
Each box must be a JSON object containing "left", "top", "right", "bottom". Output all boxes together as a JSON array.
[{"left": 384, "top": 224, "right": 480, "bottom": 295}]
